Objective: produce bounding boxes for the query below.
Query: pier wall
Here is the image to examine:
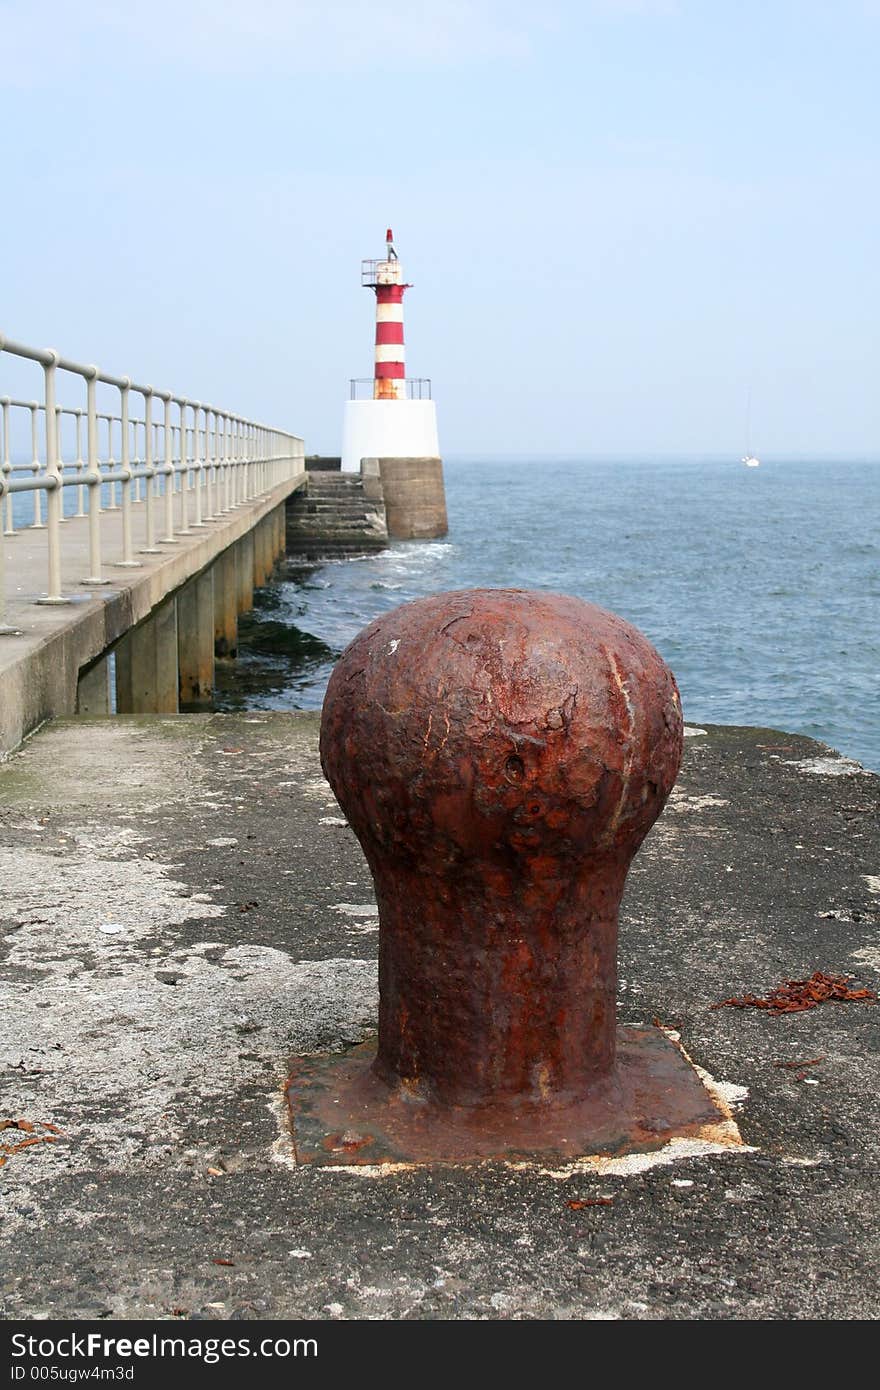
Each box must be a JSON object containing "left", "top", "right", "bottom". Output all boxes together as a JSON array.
[
  {"left": 374, "top": 456, "right": 448, "bottom": 539},
  {"left": 285, "top": 456, "right": 448, "bottom": 555}
]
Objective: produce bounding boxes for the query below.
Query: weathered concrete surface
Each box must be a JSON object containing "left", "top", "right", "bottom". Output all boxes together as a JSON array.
[{"left": 1, "top": 714, "right": 879, "bottom": 1321}]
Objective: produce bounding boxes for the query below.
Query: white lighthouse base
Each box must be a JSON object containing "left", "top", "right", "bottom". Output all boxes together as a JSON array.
[{"left": 341, "top": 399, "right": 440, "bottom": 473}]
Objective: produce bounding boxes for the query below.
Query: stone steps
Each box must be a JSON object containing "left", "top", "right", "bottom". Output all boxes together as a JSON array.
[
  {"left": 297, "top": 505, "right": 375, "bottom": 517},
  {"left": 285, "top": 471, "right": 388, "bottom": 558}
]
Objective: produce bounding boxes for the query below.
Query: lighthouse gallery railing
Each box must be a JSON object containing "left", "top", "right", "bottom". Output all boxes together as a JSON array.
[{"left": 349, "top": 378, "right": 432, "bottom": 401}]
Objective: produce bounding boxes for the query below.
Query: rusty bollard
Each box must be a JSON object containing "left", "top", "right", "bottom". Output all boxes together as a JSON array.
[{"left": 287, "top": 588, "right": 724, "bottom": 1164}]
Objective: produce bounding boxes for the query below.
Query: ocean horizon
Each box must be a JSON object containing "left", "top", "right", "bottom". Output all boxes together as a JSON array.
[{"left": 212, "top": 454, "right": 880, "bottom": 774}]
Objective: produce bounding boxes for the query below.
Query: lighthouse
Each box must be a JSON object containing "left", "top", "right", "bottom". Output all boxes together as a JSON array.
[
  {"left": 369, "top": 227, "right": 408, "bottom": 401},
  {"left": 341, "top": 230, "right": 445, "bottom": 537}
]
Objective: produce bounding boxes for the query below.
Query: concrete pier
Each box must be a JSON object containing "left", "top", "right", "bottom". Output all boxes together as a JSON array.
[
  {"left": 213, "top": 545, "right": 239, "bottom": 660},
  {"left": 0, "top": 483, "right": 302, "bottom": 752},
  {"left": 255, "top": 517, "right": 273, "bottom": 588},
  {"left": 375, "top": 456, "right": 448, "bottom": 539},
  {"left": 236, "top": 533, "right": 255, "bottom": 615},
  {"left": 75, "top": 654, "right": 111, "bottom": 714},
  {"left": 116, "top": 597, "right": 179, "bottom": 714},
  {"left": 1, "top": 714, "right": 878, "bottom": 1320},
  {"left": 177, "top": 571, "right": 215, "bottom": 706}
]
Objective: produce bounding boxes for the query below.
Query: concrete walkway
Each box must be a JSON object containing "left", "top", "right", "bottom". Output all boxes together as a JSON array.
[{"left": 1, "top": 713, "right": 878, "bottom": 1320}]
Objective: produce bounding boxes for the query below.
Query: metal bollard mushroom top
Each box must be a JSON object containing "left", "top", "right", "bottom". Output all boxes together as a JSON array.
[
  {"left": 290, "top": 589, "right": 722, "bottom": 1164},
  {"left": 320, "top": 587, "right": 683, "bottom": 879}
]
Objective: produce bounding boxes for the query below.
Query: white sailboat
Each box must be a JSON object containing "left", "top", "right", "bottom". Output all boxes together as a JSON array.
[{"left": 742, "top": 387, "right": 760, "bottom": 467}]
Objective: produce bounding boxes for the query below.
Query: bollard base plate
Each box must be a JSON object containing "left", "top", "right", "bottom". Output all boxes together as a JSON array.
[{"left": 286, "top": 1027, "right": 729, "bottom": 1167}]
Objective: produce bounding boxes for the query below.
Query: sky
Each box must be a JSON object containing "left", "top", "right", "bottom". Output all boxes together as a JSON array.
[{"left": 2, "top": 0, "right": 878, "bottom": 457}]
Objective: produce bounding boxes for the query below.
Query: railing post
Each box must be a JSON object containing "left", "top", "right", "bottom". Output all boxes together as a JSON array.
[
  {"left": 161, "top": 395, "right": 176, "bottom": 543},
  {"left": 242, "top": 420, "right": 248, "bottom": 503},
  {"left": 82, "top": 368, "right": 109, "bottom": 587},
  {"left": 226, "top": 417, "right": 236, "bottom": 517},
  {"left": 141, "top": 389, "right": 160, "bottom": 553},
  {"left": 209, "top": 408, "right": 219, "bottom": 519},
  {"left": 177, "top": 402, "right": 191, "bottom": 536},
  {"left": 114, "top": 378, "right": 140, "bottom": 567},
  {"left": 215, "top": 414, "right": 222, "bottom": 512},
  {"left": 238, "top": 419, "right": 245, "bottom": 505},
  {"left": 191, "top": 401, "right": 205, "bottom": 527},
  {"left": 104, "top": 416, "right": 117, "bottom": 509},
  {"left": 35, "top": 354, "right": 70, "bottom": 604},
  {"left": 202, "top": 407, "right": 213, "bottom": 521},
  {"left": 1, "top": 397, "right": 13, "bottom": 535},
  {"left": 210, "top": 407, "right": 219, "bottom": 518},
  {"left": 227, "top": 419, "right": 234, "bottom": 514},
  {"left": 0, "top": 463, "right": 19, "bottom": 632},
  {"left": 55, "top": 405, "right": 67, "bottom": 523},
  {"left": 215, "top": 411, "right": 222, "bottom": 517},
  {"left": 230, "top": 418, "right": 238, "bottom": 506},
  {"left": 215, "top": 414, "right": 223, "bottom": 513},
  {"left": 29, "top": 402, "right": 45, "bottom": 528},
  {"left": 74, "top": 409, "right": 85, "bottom": 517},
  {"left": 236, "top": 419, "right": 243, "bottom": 502},
  {"left": 133, "top": 417, "right": 143, "bottom": 502}
]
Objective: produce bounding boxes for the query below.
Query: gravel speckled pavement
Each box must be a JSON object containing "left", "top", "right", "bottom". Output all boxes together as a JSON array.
[{"left": 1, "top": 713, "right": 878, "bottom": 1321}]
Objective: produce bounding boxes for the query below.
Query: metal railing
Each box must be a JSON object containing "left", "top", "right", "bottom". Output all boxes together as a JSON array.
[
  {"left": 360, "top": 259, "right": 407, "bottom": 288},
  {"left": 349, "top": 378, "right": 432, "bottom": 401},
  {"left": 0, "top": 333, "right": 305, "bottom": 620}
]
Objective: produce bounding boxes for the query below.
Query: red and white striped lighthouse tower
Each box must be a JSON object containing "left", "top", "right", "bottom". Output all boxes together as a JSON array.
[
  {"left": 342, "top": 227, "right": 442, "bottom": 492},
  {"left": 364, "top": 228, "right": 409, "bottom": 401}
]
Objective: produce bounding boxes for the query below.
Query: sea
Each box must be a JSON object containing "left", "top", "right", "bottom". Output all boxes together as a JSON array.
[{"left": 214, "top": 456, "right": 879, "bottom": 772}]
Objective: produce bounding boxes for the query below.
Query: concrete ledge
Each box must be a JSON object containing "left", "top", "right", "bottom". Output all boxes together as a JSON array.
[
  {"left": 0, "top": 475, "right": 305, "bottom": 753},
  {"left": 376, "top": 456, "right": 448, "bottom": 539},
  {"left": 1, "top": 715, "right": 878, "bottom": 1319},
  {"left": 304, "top": 456, "right": 341, "bottom": 472}
]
